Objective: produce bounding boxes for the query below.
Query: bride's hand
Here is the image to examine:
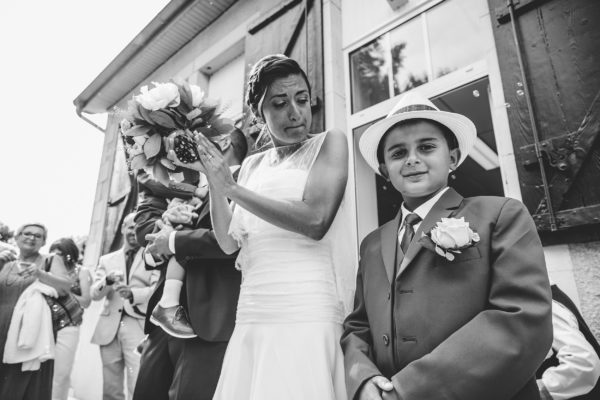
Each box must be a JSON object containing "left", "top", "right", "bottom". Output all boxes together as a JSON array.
[
  {"left": 194, "top": 132, "right": 237, "bottom": 197},
  {"left": 165, "top": 136, "right": 205, "bottom": 173}
]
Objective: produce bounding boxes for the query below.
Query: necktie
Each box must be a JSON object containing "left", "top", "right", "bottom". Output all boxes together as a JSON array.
[
  {"left": 400, "top": 213, "right": 422, "bottom": 254},
  {"left": 125, "top": 248, "right": 137, "bottom": 282}
]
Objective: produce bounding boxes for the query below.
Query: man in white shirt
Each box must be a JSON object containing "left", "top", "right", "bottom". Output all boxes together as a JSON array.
[{"left": 537, "top": 284, "right": 600, "bottom": 400}]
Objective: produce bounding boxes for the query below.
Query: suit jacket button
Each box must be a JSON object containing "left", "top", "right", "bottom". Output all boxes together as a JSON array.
[
  {"left": 118, "top": 309, "right": 122, "bottom": 312},
  {"left": 383, "top": 334, "right": 390, "bottom": 346},
  {"left": 387, "top": 291, "right": 391, "bottom": 300}
]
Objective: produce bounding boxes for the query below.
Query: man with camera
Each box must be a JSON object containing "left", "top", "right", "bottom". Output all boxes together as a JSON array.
[{"left": 91, "top": 213, "right": 159, "bottom": 400}]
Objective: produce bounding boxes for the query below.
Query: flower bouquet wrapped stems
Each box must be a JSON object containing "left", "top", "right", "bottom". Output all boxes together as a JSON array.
[{"left": 119, "top": 80, "right": 234, "bottom": 194}]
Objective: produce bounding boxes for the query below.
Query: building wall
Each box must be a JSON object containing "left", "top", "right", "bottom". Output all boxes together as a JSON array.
[
  {"left": 83, "top": 115, "right": 120, "bottom": 269},
  {"left": 570, "top": 242, "right": 600, "bottom": 340}
]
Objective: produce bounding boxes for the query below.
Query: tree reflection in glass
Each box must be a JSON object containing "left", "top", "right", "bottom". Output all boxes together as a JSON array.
[
  {"left": 390, "top": 17, "right": 428, "bottom": 95},
  {"left": 350, "top": 38, "right": 390, "bottom": 113}
]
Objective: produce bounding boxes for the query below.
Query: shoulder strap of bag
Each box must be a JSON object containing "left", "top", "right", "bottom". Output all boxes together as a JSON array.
[{"left": 44, "top": 254, "right": 54, "bottom": 272}]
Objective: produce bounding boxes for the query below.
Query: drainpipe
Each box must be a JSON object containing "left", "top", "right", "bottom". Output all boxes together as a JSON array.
[
  {"left": 507, "top": 0, "right": 557, "bottom": 231},
  {"left": 76, "top": 108, "right": 106, "bottom": 134}
]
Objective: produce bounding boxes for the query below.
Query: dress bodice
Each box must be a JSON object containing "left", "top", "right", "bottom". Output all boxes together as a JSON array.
[{"left": 229, "top": 134, "right": 344, "bottom": 324}]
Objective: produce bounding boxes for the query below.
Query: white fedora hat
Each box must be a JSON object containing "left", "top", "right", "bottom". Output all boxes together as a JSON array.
[{"left": 358, "top": 91, "right": 477, "bottom": 174}]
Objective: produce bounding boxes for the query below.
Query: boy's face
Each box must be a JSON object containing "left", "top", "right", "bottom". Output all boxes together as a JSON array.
[{"left": 379, "top": 120, "right": 459, "bottom": 208}]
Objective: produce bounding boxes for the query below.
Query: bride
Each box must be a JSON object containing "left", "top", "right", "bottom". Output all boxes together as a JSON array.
[{"left": 171, "top": 54, "right": 352, "bottom": 399}]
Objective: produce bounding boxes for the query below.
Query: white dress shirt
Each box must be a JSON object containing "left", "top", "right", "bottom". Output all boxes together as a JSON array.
[
  {"left": 538, "top": 300, "right": 600, "bottom": 399},
  {"left": 397, "top": 187, "right": 449, "bottom": 242}
]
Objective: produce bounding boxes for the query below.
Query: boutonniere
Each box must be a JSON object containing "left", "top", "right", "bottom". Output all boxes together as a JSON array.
[{"left": 419, "top": 217, "right": 480, "bottom": 261}]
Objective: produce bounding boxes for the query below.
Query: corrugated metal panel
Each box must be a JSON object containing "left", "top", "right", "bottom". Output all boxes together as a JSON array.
[{"left": 74, "top": 0, "right": 238, "bottom": 115}]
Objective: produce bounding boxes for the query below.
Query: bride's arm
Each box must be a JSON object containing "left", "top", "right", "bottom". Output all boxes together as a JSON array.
[
  {"left": 199, "top": 129, "right": 348, "bottom": 241},
  {"left": 209, "top": 189, "right": 239, "bottom": 254}
]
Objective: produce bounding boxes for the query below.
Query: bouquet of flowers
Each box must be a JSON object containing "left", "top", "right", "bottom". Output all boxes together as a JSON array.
[{"left": 119, "top": 80, "right": 233, "bottom": 188}]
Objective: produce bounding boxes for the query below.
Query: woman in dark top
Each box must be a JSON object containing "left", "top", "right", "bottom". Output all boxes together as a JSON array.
[
  {"left": 0, "top": 223, "right": 71, "bottom": 400},
  {"left": 48, "top": 238, "right": 92, "bottom": 400}
]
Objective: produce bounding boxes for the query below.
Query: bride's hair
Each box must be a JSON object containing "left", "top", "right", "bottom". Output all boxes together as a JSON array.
[
  {"left": 245, "top": 54, "right": 311, "bottom": 121},
  {"left": 245, "top": 55, "right": 312, "bottom": 153}
]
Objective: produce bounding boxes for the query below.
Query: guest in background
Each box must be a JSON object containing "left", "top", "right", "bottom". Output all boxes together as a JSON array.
[
  {"left": 90, "top": 214, "right": 159, "bottom": 400},
  {"left": 49, "top": 238, "right": 92, "bottom": 400},
  {"left": 0, "top": 221, "right": 16, "bottom": 254},
  {"left": 537, "top": 284, "right": 600, "bottom": 400},
  {"left": 0, "top": 223, "right": 72, "bottom": 400},
  {"left": 74, "top": 235, "right": 88, "bottom": 264}
]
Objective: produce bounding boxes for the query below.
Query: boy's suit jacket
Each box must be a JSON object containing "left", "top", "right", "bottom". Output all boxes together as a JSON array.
[
  {"left": 342, "top": 188, "right": 552, "bottom": 400},
  {"left": 134, "top": 171, "right": 241, "bottom": 341},
  {"left": 90, "top": 248, "right": 159, "bottom": 346}
]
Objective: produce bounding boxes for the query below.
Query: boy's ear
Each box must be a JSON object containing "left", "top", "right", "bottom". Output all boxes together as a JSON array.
[
  {"left": 449, "top": 148, "right": 460, "bottom": 171},
  {"left": 378, "top": 164, "right": 390, "bottom": 180}
]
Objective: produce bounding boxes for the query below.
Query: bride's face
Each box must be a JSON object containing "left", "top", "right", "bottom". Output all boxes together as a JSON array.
[{"left": 262, "top": 74, "right": 312, "bottom": 146}]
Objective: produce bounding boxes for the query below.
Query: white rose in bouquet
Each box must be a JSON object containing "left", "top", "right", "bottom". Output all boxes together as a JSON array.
[
  {"left": 189, "top": 84, "right": 205, "bottom": 107},
  {"left": 135, "top": 82, "right": 181, "bottom": 111}
]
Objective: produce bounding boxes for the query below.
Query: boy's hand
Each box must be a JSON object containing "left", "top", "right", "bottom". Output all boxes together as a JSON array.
[
  {"left": 358, "top": 376, "right": 394, "bottom": 400},
  {"left": 162, "top": 206, "right": 197, "bottom": 225},
  {"left": 145, "top": 221, "right": 175, "bottom": 258}
]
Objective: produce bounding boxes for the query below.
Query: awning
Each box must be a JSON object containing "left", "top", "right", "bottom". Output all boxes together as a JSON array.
[{"left": 73, "top": 0, "right": 238, "bottom": 115}]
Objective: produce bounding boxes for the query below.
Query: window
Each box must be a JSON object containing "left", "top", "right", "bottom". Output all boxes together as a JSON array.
[
  {"left": 350, "top": 38, "right": 390, "bottom": 113},
  {"left": 427, "top": 0, "right": 488, "bottom": 78},
  {"left": 349, "top": 0, "right": 487, "bottom": 113},
  {"left": 390, "top": 16, "right": 428, "bottom": 95}
]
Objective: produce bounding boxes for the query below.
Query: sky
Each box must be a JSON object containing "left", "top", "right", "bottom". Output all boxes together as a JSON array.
[{"left": 0, "top": 0, "right": 170, "bottom": 250}]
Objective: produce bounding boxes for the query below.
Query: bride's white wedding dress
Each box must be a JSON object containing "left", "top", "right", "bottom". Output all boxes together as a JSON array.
[{"left": 212, "top": 133, "right": 350, "bottom": 400}]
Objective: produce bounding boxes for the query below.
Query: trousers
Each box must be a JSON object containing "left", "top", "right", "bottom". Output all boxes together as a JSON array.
[
  {"left": 99, "top": 315, "right": 144, "bottom": 400},
  {"left": 52, "top": 325, "right": 80, "bottom": 400}
]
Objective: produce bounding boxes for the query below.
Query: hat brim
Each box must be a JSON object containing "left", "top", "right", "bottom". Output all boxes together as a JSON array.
[{"left": 358, "top": 110, "right": 477, "bottom": 175}]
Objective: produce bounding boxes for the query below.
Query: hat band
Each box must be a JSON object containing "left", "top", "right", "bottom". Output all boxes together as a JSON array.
[{"left": 391, "top": 104, "right": 437, "bottom": 115}]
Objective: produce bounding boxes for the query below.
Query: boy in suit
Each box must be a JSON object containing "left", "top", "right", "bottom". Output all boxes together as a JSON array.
[{"left": 342, "top": 91, "right": 553, "bottom": 400}]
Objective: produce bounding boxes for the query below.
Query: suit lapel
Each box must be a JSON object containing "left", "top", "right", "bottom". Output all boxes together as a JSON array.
[
  {"left": 380, "top": 211, "right": 402, "bottom": 284},
  {"left": 397, "top": 188, "right": 464, "bottom": 277}
]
